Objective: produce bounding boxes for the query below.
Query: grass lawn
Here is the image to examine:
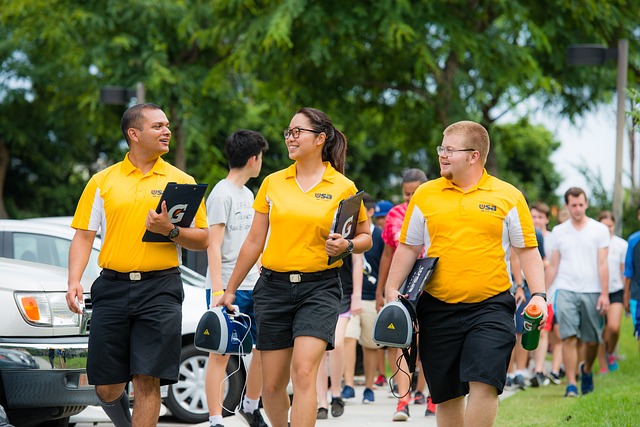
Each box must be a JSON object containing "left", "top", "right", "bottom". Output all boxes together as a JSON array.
[{"left": 495, "top": 314, "right": 639, "bottom": 427}]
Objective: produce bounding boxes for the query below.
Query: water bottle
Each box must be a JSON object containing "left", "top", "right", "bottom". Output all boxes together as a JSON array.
[{"left": 521, "top": 304, "right": 543, "bottom": 351}]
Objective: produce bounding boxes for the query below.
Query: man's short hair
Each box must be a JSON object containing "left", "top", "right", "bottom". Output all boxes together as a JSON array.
[
  {"left": 530, "top": 201, "right": 550, "bottom": 218},
  {"left": 564, "top": 187, "right": 587, "bottom": 204},
  {"left": 226, "top": 130, "right": 269, "bottom": 169},
  {"left": 120, "top": 103, "right": 163, "bottom": 145},
  {"left": 402, "top": 168, "right": 427, "bottom": 184},
  {"left": 443, "top": 121, "right": 490, "bottom": 164}
]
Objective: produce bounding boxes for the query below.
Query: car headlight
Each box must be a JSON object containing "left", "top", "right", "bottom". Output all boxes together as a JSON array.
[{"left": 14, "top": 292, "right": 80, "bottom": 327}]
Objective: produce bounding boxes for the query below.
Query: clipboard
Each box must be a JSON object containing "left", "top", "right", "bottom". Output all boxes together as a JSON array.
[
  {"left": 142, "top": 182, "right": 208, "bottom": 242},
  {"left": 398, "top": 257, "right": 439, "bottom": 303},
  {"left": 328, "top": 191, "right": 364, "bottom": 265}
]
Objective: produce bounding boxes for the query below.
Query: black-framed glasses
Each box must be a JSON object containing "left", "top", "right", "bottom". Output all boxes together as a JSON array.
[
  {"left": 283, "top": 127, "right": 322, "bottom": 139},
  {"left": 436, "top": 146, "right": 476, "bottom": 157}
]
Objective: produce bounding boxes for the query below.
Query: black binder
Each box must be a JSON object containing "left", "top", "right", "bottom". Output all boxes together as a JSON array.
[
  {"left": 328, "top": 191, "right": 364, "bottom": 265},
  {"left": 399, "top": 257, "right": 439, "bottom": 303},
  {"left": 142, "top": 182, "right": 208, "bottom": 242}
]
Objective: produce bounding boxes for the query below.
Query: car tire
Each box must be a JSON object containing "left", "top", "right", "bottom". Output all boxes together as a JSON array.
[{"left": 164, "top": 343, "right": 245, "bottom": 423}]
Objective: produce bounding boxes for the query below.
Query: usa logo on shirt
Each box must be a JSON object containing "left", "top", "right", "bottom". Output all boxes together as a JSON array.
[
  {"left": 151, "top": 189, "right": 163, "bottom": 197},
  {"left": 479, "top": 203, "right": 497, "bottom": 212},
  {"left": 315, "top": 193, "right": 333, "bottom": 200}
]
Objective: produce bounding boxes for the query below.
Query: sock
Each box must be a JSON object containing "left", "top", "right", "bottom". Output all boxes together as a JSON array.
[
  {"left": 209, "top": 415, "right": 224, "bottom": 426},
  {"left": 99, "top": 392, "right": 131, "bottom": 427},
  {"left": 242, "top": 397, "right": 259, "bottom": 414}
]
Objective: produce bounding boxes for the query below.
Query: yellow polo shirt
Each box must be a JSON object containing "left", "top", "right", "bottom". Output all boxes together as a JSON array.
[
  {"left": 254, "top": 162, "right": 367, "bottom": 272},
  {"left": 71, "top": 154, "right": 208, "bottom": 272},
  {"left": 400, "top": 170, "right": 537, "bottom": 303}
]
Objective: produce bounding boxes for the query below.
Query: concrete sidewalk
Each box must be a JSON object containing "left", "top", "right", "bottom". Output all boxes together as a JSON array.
[{"left": 77, "top": 380, "right": 517, "bottom": 426}]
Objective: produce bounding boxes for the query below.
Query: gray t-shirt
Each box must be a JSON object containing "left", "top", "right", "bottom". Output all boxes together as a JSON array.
[{"left": 204, "top": 179, "right": 259, "bottom": 290}]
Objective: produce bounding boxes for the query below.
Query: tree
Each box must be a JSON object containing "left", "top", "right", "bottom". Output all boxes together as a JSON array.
[{"left": 1, "top": 0, "right": 638, "bottom": 217}]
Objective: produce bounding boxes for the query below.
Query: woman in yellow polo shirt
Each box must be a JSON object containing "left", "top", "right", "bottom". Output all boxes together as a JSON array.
[{"left": 219, "top": 107, "right": 371, "bottom": 427}]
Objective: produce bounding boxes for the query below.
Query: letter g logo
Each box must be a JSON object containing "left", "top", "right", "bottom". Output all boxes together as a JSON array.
[{"left": 168, "top": 204, "right": 187, "bottom": 223}]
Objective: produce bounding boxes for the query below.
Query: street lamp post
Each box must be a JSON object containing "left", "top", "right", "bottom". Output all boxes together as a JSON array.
[{"left": 568, "top": 40, "right": 629, "bottom": 236}]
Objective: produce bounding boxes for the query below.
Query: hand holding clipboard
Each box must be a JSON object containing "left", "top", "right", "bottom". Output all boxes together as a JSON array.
[
  {"left": 142, "top": 182, "right": 208, "bottom": 242},
  {"left": 327, "top": 191, "right": 364, "bottom": 265}
]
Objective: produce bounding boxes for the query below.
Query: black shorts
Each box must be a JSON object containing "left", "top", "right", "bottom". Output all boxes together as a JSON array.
[
  {"left": 610, "top": 289, "right": 624, "bottom": 304},
  {"left": 87, "top": 272, "right": 184, "bottom": 386},
  {"left": 416, "top": 291, "right": 516, "bottom": 404},
  {"left": 252, "top": 270, "right": 342, "bottom": 351}
]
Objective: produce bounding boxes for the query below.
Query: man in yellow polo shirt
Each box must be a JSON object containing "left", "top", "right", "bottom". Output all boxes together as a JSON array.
[
  {"left": 385, "top": 120, "right": 546, "bottom": 427},
  {"left": 65, "top": 103, "right": 208, "bottom": 427}
]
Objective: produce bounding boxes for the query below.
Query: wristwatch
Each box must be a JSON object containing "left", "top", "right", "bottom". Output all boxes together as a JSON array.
[
  {"left": 346, "top": 239, "right": 354, "bottom": 253},
  {"left": 516, "top": 283, "right": 524, "bottom": 289},
  {"left": 531, "top": 292, "right": 547, "bottom": 302},
  {"left": 167, "top": 225, "right": 180, "bottom": 240}
]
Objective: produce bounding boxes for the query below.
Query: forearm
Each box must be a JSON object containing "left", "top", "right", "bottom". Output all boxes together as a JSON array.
[
  {"left": 385, "top": 243, "right": 422, "bottom": 299},
  {"left": 173, "top": 227, "right": 209, "bottom": 251},
  {"left": 68, "top": 230, "right": 95, "bottom": 286},
  {"left": 376, "top": 245, "right": 393, "bottom": 298},
  {"left": 514, "top": 246, "right": 545, "bottom": 294},
  {"left": 225, "top": 239, "right": 262, "bottom": 294}
]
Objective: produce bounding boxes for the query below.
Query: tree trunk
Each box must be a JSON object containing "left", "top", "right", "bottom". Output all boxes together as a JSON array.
[{"left": 0, "top": 140, "right": 9, "bottom": 218}]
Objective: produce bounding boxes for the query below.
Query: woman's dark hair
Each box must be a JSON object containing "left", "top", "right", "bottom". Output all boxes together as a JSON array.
[{"left": 297, "top": 107, "right": 347, "bottom": 174}]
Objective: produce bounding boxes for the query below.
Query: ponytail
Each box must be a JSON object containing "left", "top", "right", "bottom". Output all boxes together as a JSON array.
[{"left": 297, "top": 107, "right": 347, "bottom": 174}]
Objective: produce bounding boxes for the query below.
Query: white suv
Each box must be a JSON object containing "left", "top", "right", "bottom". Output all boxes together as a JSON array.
[
  {"left": 0, "top": 257, "right": 98, "bottom": 426},
  {"left": 0, "top": 219, "right": 248, "bottom": 424}
]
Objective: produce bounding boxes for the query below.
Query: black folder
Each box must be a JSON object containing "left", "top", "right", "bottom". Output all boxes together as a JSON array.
[
  {"left": 328, "top": 191, "right": 364, "bottom": 265},
  {"left": 399, "top": 257, "right": 439, "bottom": 303},
  {"left": 142, "top": 182, "right": 208, "bottom": 242}
]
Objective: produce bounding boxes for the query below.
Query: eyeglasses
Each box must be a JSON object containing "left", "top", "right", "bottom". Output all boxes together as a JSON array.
[
  {"left": 283, "top": 127, "right": 322, "bottom": 139},
  {"left": 436, "top": 146, "right": 476, "bottom": 157}
]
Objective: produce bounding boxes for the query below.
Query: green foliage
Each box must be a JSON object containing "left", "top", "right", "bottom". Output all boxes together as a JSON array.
[
  {"left": 496, "top": 316, "right": 640, "bottom": 426},
  {"left": 1, "top": 0, "right": 639, "bottom": 216}
]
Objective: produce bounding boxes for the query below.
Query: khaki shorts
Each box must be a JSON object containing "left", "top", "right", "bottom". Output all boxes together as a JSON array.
[{"left": 345, "top": 300, "right": 378, "bottom": 349}]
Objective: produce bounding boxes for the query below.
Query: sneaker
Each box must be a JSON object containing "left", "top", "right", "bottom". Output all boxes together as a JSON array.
[
  {"left": 599, "top": 366, "right": 608, "bottom": 375},
  {"left": 607, "top": 354, "right": 619, "bottom": 372},
  {"left": 425, "top": 395, "right": 436, "bottom": 416},
  {"left": 375, "top": 374, "right": 387, "bottom": 387},
  {"left": 387, "top": 380, "right": 399, "bottom": 398},
  {"left": 330, "top": 397, "right": 344, "bottom": 417},
  {"left": 316, "top": 407, "right": 328, "bottom": 420},
  {"left": 530, "top": 372, "right": 550, "bottom": 387},
  {"left": 341, "top": 385, "right": 355, "bottom": 400},
  {"left": 413, "top": 390, "right": 425, "bottom": 405},
  {"left": 237, "top": 407, "right": 268, "bottom": 427},
  {"left": 392, "top": 400, "right": 410, "bottom": 422},
  {"left": 513, "top": 374, "right": 526, "bottom": 390},
  {"left": 547, "top": 371, "right": 561, "bottom": 385},
  {"left": 363, "top": 388, "right": 375, "bottom": 404},
  {"left": 580, "top": 363, "right": 594, "bottom": 395},
  {"left": 504, "top": 375, "right": 516, "bottom": 391},
  {"left": 564, "top": 384, "right": 579, "bottom": 397}
]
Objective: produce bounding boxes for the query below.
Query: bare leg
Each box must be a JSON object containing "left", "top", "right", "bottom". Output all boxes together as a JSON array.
[
  {"left": 563, "top": 336, "right": 578, "bottom": 387},
  {"left": 329, "top": 317, "right": 349, "bottom": 398},
  {"left": 260, "top": 348, "right": 293, "bottom": 427},
  {"left": 363, "top": 347, "right": 378, "bottom": 389},
  {"left": 290, "top": 336, "right": 329, "bottom": 427},
  {"left": 465, "top": 382, "right": 498, "bottom": 427},
  {"left": 533, "top": 330, "right": 549, "bottom": 374},
  {"left": 550, "top": 324, "right": 563, "bottom": 374},
  {"left": 131, "top": 374, "right": 161, "bottom": 427},
  {"left": 245, "top": 349, "right": 264, "bottom": 401},
  {"left": 435, "top": 396, "right": 465, "bottom": 427},
  {"left": 343, "top": 338, "right": 357, "bottom": 389},
  {"left": 205, "top": 353, "right": 230, "bottom": 416},
  {"left": 316, "top": 353, "right": 329, "bottom": 409}
]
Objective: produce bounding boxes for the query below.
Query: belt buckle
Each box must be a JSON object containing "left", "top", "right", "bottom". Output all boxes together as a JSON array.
[
  {"left": 289, "top": 273, "right": 302, "bottom": 283},
  {"left": 129, "top": 272, "right": 142, "bottom": 281}
]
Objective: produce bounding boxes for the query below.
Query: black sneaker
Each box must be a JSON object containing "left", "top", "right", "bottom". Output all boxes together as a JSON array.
[
  {"left": 547, "top": 371, "right": 562, "bottom": 385},
  {"left": 316, "top": 407, "right": 328, "bottom": 420},
  {"left": 330, "top": 397, "right": 345, "bottom": 417},
  {"left": 237, "top": 406, "right": 269, "bottom": 427}
]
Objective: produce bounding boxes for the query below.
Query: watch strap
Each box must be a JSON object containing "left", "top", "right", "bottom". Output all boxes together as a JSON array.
[{"left": 531, "top": 292, "right": 547, "bottom": 302}]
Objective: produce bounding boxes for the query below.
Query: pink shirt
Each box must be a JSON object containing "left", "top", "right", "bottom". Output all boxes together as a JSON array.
[{"left": 382, "top": 203, "right": 408, "bottom": 250}]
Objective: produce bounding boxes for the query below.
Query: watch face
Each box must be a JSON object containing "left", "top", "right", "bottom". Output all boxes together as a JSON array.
[{"left": 169, "top": 226, "right": 179, "bottom": 239}]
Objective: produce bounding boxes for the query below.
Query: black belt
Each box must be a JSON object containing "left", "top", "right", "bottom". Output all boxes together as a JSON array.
[
  {"left": 101, "top": 267, "right": 180, "bottom": 282},
  {"left": 260, "top": 267, "right": 338, "bottom": 283}
]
